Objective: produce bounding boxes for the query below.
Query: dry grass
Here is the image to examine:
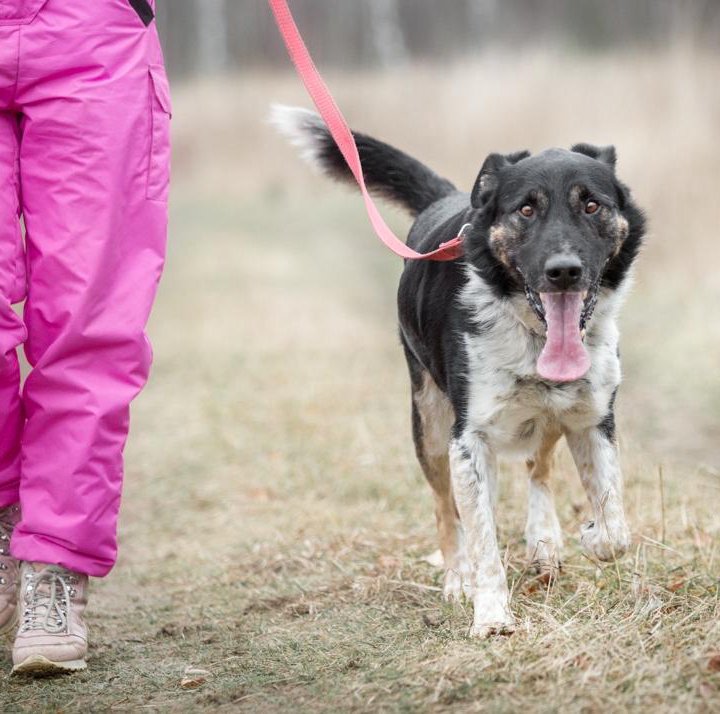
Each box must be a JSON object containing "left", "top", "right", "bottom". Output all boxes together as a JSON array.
[{"left": 1, "top": 48, "right": 719, "bottom": 712}]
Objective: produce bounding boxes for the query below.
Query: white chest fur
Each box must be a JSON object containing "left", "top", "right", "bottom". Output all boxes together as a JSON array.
[{"left": 459, "top": 269, "right": 627, "bottom": 457}]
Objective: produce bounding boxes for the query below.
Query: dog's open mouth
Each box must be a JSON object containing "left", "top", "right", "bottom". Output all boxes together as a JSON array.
[{"left": 524, "top": 285, "right": 599, "bottom": 383}]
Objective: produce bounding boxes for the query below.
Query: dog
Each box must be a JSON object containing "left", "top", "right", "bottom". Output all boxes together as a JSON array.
[{"left": 272, "top": 105, "right": 645, "bottom": 637}]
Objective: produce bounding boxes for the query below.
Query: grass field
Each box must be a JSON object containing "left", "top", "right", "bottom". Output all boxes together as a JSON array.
[{"left": 1, "top": 48, "right": 719, "bottom": 712}]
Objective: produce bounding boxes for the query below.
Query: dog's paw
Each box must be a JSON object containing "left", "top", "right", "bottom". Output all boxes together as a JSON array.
[
  {"left": 526, "top": 535, "right": 563, "bottom": 580},
  {"left": 443, "top": 560, "right": 473, "bottom": 602},
  {"left": 468, "top": 592, "right": 515, "bottom": 638},
  {"left": 529, "top": 559, "right": 561, "bottom": 585},
  {"left": 469, "top": 619, "right": 516, "bottom": 639},
  {"left": 580, "top": 520, "right": 630, "bottom": 562},
  {"left": 423, "top": 549, "right": 445, "bottom": 569}
]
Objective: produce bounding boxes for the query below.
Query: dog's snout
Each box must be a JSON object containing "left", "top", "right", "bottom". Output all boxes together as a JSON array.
[{"left": 544, "top": 254, "right": 583, "bottom": 290}]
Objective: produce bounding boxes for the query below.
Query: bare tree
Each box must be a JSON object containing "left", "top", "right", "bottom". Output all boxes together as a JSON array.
[
  {"left": 197, "top": 0, "right": 229, "bottom": 73},
  {"left": 468, "top": 0, "right": 498, "bottom": 42},
  {"left": 368, "top": 0, "right": 408, "bottom": 67}
]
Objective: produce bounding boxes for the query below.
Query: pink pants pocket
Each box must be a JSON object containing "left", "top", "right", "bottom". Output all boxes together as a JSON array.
[{"left": 146, "top": 64, "right": 172, "bottom": 202}]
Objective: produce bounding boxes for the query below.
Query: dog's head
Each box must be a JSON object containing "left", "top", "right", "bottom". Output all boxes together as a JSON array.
[{"left": 467, "top": 143, "right": 645, "bottom": 382}]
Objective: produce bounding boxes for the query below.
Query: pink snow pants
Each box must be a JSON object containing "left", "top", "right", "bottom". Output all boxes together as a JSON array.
[{"left": 0, "top": 0, "right": 170, "bottom": 576}]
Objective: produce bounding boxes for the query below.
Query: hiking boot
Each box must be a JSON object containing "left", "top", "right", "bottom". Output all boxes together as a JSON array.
[
  {"left": 0, "top": 505, "right": 20, "bottom": 639},
  {"left": 12, "top": 562, "right": 88, "bottom": 675}
]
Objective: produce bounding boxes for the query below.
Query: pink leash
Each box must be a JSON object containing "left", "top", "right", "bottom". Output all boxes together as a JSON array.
[{"left": 267, "top": 0, "right": 465, "bottom": 262}]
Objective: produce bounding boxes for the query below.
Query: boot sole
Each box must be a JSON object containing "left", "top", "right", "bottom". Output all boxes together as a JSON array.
[{"left": 11, "top": 654, "right": 87, "bottom": 676}]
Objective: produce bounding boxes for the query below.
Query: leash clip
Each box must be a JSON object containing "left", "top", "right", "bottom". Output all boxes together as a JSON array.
[
  {"left": 457, "top": 222, "right": 473, "bottom": 240},
  {"left": 439, "top": 223, "right": 472, "bottom": 248},
  {"left": 435, "top": 222, "right": 471, "bottom": 259}
]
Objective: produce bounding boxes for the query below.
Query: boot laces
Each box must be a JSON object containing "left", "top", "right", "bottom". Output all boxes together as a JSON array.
[{"left": 21, "top": 567, "right": 77, "bottom": 635}]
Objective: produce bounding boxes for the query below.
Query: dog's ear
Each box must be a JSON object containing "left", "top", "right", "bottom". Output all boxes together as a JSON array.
[
  {"left": 471, "top": 150, "right": 530, "bottom": 208},
  {"left": 505, "top": 150, "right": 531, "bottom": 165},
  {"left": 571, "top": 143, "right": 617, "bottom": 170}
]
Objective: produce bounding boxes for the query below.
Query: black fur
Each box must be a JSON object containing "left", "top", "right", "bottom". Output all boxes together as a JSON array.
[
  {"left": 601, "top": 186, "right": 645, "bottom": 290},
  {"left": 571, "top": 143, "right": 617, "bottom": 169},
  {"left": 598, "top": 387, "right": 618, "bottom": 442},
  {"left": 308, "top": 123, "right": 456, "bottom": 217},
  {"left": 470, "top": 150, "right": 531, "bottom": 207}
]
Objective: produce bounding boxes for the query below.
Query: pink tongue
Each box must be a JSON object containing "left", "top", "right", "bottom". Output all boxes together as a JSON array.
[{"left": 537, "top": 292, "right": 590, "bottom": 382}]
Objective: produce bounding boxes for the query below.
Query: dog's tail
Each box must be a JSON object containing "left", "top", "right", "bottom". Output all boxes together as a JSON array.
[{"left": 270, "top": 105, "right": 457, "bottom": 217}]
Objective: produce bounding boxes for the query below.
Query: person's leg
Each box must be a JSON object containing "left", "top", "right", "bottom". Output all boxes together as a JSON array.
[
  {"left": 0, "top": 111, "right": 27, "bottom": 513},
  {"left": 0, "top": 108, "right": 27, "bottom": 638},
  {"left": 10, "top": 0, "right": 169, "bottom": 674},
  {"left": 10, "top": 0, "right": 170, "bottom": 578}
]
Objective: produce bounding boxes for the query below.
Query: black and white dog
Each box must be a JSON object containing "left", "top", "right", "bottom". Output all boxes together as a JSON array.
[{"left": 273, "top": 106, "right": 645, "bottom": 637}]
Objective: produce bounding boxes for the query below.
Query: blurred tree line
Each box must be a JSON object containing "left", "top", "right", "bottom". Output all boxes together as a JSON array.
[{"left": 157, "top": 0, "right": 720, "bottom": 79}]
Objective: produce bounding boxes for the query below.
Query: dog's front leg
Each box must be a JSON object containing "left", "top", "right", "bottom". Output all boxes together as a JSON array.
[
  {"left": 449, "top": 434, "right": 515, "bottom": 637},
  {"left": 565, "top": 426, "right": 630, "bottom": 562}
]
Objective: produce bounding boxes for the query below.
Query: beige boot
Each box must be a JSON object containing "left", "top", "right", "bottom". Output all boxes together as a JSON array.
[
  {"left": 0, "top": 505, "right": 20, "bottom": 639},
  {"left": 12, "top": 562, "right": 88, "bottom": 675}
]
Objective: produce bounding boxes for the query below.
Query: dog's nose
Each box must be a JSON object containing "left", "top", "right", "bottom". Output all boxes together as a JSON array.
[{"left": 544, "top": 254, "right": 583, "bottom": 290}]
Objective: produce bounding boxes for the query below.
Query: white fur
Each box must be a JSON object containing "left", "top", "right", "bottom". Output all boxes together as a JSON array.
[
  {"left": 458, "top": 266, "right": 627, "bottom": 457},
  {"left": 268, "top": 105, "right": 327, "bottom": 170}
]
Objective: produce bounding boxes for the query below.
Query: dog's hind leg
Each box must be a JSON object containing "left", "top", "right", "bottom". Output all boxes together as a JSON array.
[
  {"left": 525, "top": 429, "right": 563, "bottom": 578},
  {"left": 410, "top": 370, "right": 471, "bottom": 601}
]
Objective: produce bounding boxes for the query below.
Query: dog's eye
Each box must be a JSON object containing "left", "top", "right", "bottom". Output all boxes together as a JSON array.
[
  {"left": 519, "top": 205, "right": 534, "bottom": 218},
  {"left": 585, "top": 200, "right": 600, "bottom": 214}
]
